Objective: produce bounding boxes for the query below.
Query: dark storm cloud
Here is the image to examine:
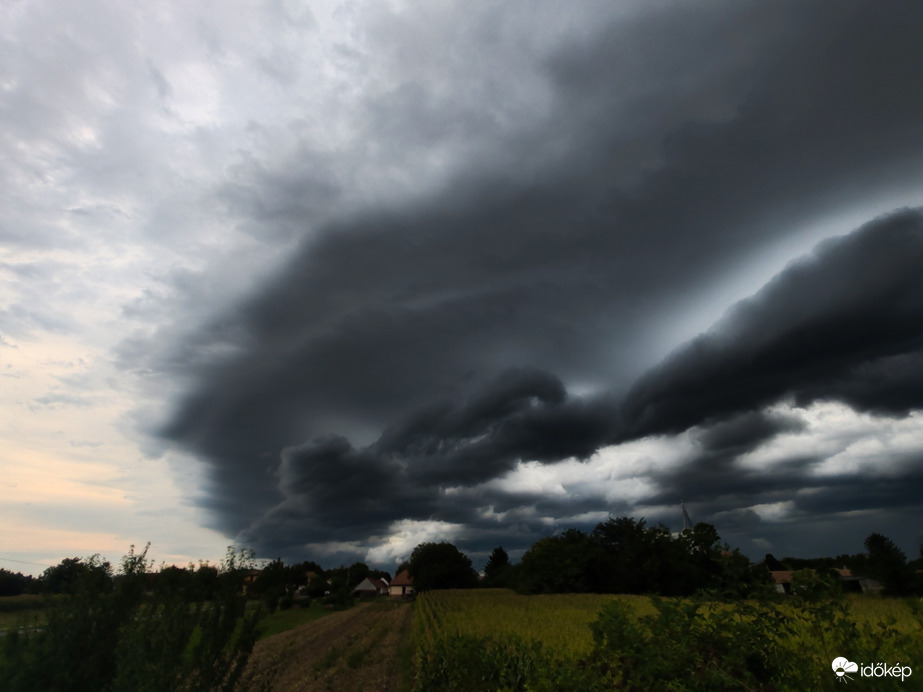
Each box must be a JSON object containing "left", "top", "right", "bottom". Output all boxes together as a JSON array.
[
  {"left": 620, "top": 209, "right": 923, "bottom": 438},
  {"left": 237, "top": 368, "right": 618, "bottom": 552},
  {"left": 667, "top": 454, "right": 923, "bottom": 561},
  {"left": 154, "top": 1, "right": 923, "bottom": 560}
]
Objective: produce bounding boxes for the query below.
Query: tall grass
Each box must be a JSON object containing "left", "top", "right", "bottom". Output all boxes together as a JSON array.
[{"left": 414, "top": 589, "right": 923, "bottom": 691}]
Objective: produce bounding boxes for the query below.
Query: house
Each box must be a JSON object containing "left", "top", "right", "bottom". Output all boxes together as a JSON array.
[
  {"left": 771, "top": 568, "right": 883, "bottom": 595},
  {"left": 389, "top": 570, "right": 414, "bottom": 599},
  {"left": 353, "top": 577, "right": 390, "bottom": 598},
  {"left": 770, "top": 570, "right": 795, "bottom": 594},
  {"left": 835, "top": 568, "right": 883, "bottom": 594}
]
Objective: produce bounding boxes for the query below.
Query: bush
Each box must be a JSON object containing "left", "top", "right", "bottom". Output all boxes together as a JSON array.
[
  {"left": 0, "top": 545, "right": 262, "bottom": 692},
  {"left": 414, "top": 593, "right": 923, "bottom": 690}
]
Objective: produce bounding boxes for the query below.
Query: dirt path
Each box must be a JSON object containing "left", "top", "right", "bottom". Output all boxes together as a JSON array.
[{"left": 238, "top": 600, "right": 413, "bottom": 692}]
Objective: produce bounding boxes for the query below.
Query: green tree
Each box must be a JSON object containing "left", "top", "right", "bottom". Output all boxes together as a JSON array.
[
  {"left": 0, "top": 569, "right": 32, "bottom": 596},
  {"left": 518, "top": 530, "right": 610, "bottom": 594},
  {"left": 864, "top": 532, "right": 910, "bottom": 595},
  {"left": 483, "top": 546, "right": 514, "bottom": 587},
  {"left": 409, "top": 542, "right": 478, "bottom": 591},
  {"left": 39, "top": 555, "right": 112, "bottom": 595}
]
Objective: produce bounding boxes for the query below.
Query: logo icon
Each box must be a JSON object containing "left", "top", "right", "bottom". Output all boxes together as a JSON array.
[{"left": 832, "top": 657, "right": 858, "bottom": 682}]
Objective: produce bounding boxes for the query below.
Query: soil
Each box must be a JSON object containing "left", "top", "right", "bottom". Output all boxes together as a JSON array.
[{"left": 238, "top": 600, "right": 413, "bottom": 692}]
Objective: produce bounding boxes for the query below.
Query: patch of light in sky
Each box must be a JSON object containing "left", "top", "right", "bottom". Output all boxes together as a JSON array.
[
  {"left": 364, "top": 519, "right": 463, "bottom": 565},
  {"left": 646, "top": 195, "right": 923, "bottom": 366}
]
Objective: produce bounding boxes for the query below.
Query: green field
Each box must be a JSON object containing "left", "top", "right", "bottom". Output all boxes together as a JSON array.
[
  {"left": 414, "top": 589, "right": 651, "bottom": 657},
  {"left": 413, "top": 589, "right": 923, "bottom": 691},
  {"left": 0, "top": 595, "right": 52, "bottom": 632},
  {"left": 254, "top": 599, "right": 343, "bottom": 640}
]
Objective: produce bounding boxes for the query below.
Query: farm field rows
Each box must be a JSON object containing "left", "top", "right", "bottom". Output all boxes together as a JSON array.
[
  {"left": 414, "top": 589, "right": 652, "bottom": 658},
  {"left": 239, "top": 600, "right": 413, "bottom": 691},
  {"left": 413, "top": 589, "right": 923, "bottom": 691}
]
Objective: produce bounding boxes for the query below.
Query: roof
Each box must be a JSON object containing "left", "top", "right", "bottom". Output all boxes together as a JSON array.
[
  {"left": 353, "top": 578, "right": 379, "bottom": 592},
  {"left": 391, "top": 569, "right": 413, "bottom": 586},
  {"left": 770, "top": 570, "right": 795, "bottom": 584}
]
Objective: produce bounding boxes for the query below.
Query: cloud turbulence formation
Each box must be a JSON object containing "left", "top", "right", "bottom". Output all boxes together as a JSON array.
[{"left": 151, "top": 0, "right": 923, "bottom": 564}]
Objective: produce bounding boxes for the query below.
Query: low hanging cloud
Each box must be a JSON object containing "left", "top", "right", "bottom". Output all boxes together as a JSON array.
[
  {"left": 239, "top": 368, "right": 616, "bottom": 554},
  {"left": 235, "top": 209, "right": 923, "bottom": 560}
]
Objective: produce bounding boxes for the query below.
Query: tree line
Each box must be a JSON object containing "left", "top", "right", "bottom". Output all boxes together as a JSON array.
[
  {"left": 2, "top": 519, "right": 919, "bottom": 605},
  {"left": 409, "top": 518, "right": 923, "bottom": 598}
]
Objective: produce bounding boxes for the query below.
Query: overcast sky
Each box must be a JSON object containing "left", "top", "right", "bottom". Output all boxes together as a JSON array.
[{"left": 3, "top": 0, "right": 923, "bottom": 576}]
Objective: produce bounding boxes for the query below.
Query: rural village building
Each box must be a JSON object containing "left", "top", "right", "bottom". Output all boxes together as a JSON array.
[
  {"left": 769, "top": 569, "right": 882, "bottom": 594},
  {"left": 389, "top": 570, "right": 414, "bottom": 598},
  {"left": 353, "top": 577, "right": 389, "bottom": 597}
]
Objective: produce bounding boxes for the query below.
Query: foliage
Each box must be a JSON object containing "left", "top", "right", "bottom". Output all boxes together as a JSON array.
[
  {"left": 518, "top": 529, "right": 610, "bottom": 594},
  {"left": 255, "top": 599, "right": 335, "bottom": 641},
  {"left": 483, "top": 546, "right": 515, "bottom": 588},
  {"left": 414, "top": 588, "right": 923, "bottom": 690},
  {"left": 0, "top": 545, "right": 262, "bottom": 692},
  {"left": 409, "top": 542, "right": 478, "bottom": 591},
  {"left": 517, "top": 516, "right": 772, "bottom": 597},
  {"left": 322, "top": 583, "right": 355, "bottom": 609},
  {"left": 865, "top": 532, "right": 911, "bottom": 595},
  {"left": 0, "top": 570, "right": 33, "bottom": 597},
  {"left": 38, "top": 555, "right": 113, "bottom": 595}
]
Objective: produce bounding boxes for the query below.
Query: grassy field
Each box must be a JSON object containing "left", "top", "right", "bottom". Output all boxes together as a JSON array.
[
  {"left": 254, "top": 599, "right": 344, "bottom": 640},
  {"left": 416, "top": 589, "right": 923, "bottom": 657},
  {"left": 414, "top": 589, "right": 652, "bottom": 657},
  {"left": 413, "top": 589, "right": 923, "bottom": 690},
  {"left": 0, "top": 595, "right": 52, "bottom": 632}
]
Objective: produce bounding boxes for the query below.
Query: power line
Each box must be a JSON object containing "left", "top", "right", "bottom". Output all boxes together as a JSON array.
[{"left": 0, "top": 556, "right": 50, "bottom": 568}]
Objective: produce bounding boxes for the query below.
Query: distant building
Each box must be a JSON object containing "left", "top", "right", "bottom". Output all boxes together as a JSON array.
[
  {"left": 353, "top": 577, "right": 389, "bottom": 597},
  {"left": 770, "top": 570, "right": 795, "bottom": 594},
  {"left": 389, "top": 570, "right": 414, "bottom": 599},
  {"left": 770, "top": 568, "right": 882, "bottom": 595}
]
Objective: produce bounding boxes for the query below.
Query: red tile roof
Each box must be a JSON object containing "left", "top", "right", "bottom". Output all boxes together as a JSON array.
[{"left": 391, "top": 569, "right": 413, "bottom": 586}]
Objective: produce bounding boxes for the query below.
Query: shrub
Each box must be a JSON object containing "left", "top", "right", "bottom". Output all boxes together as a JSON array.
[{"left": 0, "top": 545, "right": 262, "bottom": 692}]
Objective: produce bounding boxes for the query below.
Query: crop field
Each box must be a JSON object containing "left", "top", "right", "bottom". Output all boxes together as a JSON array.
[
  {"left": 0, "top": 595, "right": 50, "bottom": 633},
  {"left": 414, "top": 589, "right": 652, "bottom": 658},
  {"left": 413, "top": 589, "right": 923, "bottom": 691}
]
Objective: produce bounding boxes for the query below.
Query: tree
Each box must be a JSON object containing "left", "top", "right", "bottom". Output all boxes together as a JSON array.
[
  {"left": 864, "top": 533, "right": 910, "bottom": 595},
  {"left": 764, "top": 553, "right": 785, "bottom": 571},
  {"left": 251, "top": 558, "right": 288, "bottom": 612},
  {"left": 483, "top": 546, "right": 513, "bottom": 587},
  {"left": 409, "top": 542, "right": 477, "bottom": 591},
  {"left": 0, "top": 569, "right": 32, "bottom": 596},
  {"left": 39, "top": 555, "right": 112, "bottom": 595},
  {"left": 518, "top": 530, "right": 610, "bottom": 594}
]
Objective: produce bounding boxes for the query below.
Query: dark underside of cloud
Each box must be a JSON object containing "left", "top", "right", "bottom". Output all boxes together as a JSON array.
[
  {"left": 620, "top": 209, "right": 923, "bottom": 437},
  {"left": 172, "top": 208, "right": 923, "bottom": 562},
  {"left": 155, "top": 1, "right": 923, "bottom": 562}
]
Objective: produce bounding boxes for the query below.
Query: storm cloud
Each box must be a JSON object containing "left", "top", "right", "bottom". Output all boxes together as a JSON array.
[
  {"left": 146, "top": 1, "right": 923, "bottom": 564},
  {"left": 621, "top": 210, "right": 923, "bottom": 438}
]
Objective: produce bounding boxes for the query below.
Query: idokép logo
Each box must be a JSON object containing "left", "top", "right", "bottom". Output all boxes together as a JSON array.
[{"left": 832, "top": 657, "right": 912, "bottom": 683}]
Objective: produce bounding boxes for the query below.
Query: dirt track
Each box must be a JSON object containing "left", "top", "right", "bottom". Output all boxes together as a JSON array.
[{"left": 238, "top": 601, "right": 413, "bottom": 692}]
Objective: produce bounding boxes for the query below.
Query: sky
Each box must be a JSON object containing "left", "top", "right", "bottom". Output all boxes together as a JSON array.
[{"left": 3, "top": 0, "right": 923, "bottom": 576}]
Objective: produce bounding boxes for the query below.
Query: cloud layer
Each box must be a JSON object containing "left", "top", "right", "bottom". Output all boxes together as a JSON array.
[{"left": 167, "top": 208, "right": 923, "bottom": 563}]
